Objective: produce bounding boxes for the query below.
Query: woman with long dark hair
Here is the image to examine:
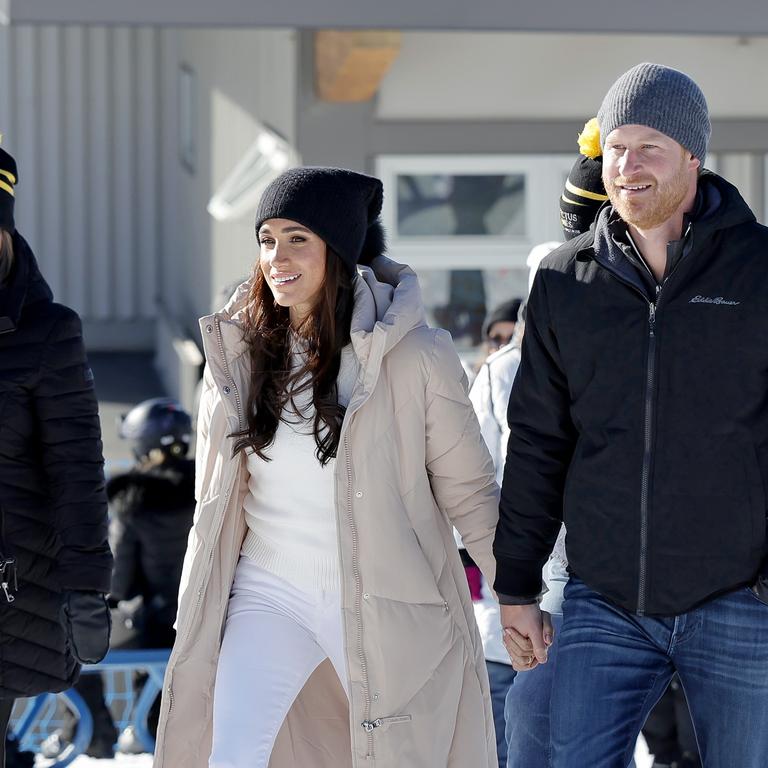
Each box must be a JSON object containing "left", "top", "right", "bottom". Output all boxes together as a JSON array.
[
  {"left": 153, "top": 167, "right": 500, "bottom": 768},
  {"left": 0, "top": 145, "right": 112, "bottom": 766}
]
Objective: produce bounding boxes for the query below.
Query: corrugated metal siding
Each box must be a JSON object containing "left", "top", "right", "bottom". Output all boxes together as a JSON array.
[{"left": 2, "top": 25, "right": 160, "bottom": 338}]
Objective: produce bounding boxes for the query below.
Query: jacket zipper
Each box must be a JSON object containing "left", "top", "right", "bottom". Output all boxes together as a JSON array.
[
  {"left": 588, "top": 261, "right": 659, "bottom": 613},
  {"left": 599, "top": 225, "right": 695, "bottom": 614},
  {"left": 0, "top": 505, "right": 18, "bottom": 603},
  {"left": 343, "top": 431, "right": 375, "bottom": 758},
  {"left": 214, "top": 317, "right": 245, "bottom": 433},
  {"left": 638, "top": 300, "right": 657, "bottom": 615},
  {"left": 173, "top": 319, "right": 244, "bottom": 642}
]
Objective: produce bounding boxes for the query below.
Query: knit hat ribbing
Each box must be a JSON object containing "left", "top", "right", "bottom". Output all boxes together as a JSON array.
[
  {"left": 254, "top": 167, "right": 385, "bottom": 276},
  {"left": 598, "top": 63, "right": 710, "bottom": 163},
  {"left": 0, "top": 146, "right": 18, "bottom": 232}
]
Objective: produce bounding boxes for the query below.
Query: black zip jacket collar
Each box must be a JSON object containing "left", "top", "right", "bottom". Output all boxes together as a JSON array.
[{"left": 494, "top": 172, "right": 768, "bottom": 616}]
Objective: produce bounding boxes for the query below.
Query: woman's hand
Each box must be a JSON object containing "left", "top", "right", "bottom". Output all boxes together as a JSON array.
[{"left": 60, "top": 590, "right": 112, "bottom": 664}]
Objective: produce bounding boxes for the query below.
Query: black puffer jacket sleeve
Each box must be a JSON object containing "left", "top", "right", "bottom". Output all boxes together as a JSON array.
[
  {"left": 32, "top": 306, "right": 112, "bottom": 592},
  {"left": 493, "top": 269, "right": 578, "bottom": 599}
]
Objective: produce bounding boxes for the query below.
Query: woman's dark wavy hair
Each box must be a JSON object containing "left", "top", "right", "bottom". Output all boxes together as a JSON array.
[{"left": 232, "top": 250, "right": 354, "bottom": 466}]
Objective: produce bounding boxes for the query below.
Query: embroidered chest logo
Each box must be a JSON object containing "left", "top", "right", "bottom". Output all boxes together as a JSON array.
[{"left": 689, "top": 295, "right": 740, "bottom": 306}]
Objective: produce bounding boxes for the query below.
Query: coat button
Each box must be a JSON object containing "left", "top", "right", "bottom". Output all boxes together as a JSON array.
[
  {"left": 206, "top": 324, "right": 213, "bottom": 333},
  {"left": 223, "top": 386, "right": 231, "bottom": 394},
  {"left": 355, "top": 491, "right": 363, "bottom": 498},
  {"left": 373, "top": 692, "right": 380, "bottom": 701},
  {"left": 363, "top": 592, "right": 370, "bottom": 600}
]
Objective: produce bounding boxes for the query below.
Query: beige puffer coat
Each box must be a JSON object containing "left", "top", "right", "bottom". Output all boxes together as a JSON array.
[{"left": 153, "top": 258, "right": 499, "bottom": 768}]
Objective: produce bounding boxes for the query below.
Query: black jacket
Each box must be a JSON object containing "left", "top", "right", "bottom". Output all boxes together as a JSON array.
[
  {"left": 108, "top": 459, "right": 195, "bottom": 647},
  {"left": 494, "top": 172, "right": 768, "bottom": 616},
  {"left": 0, "top": 232, "right": 112, "bottom": 697}
]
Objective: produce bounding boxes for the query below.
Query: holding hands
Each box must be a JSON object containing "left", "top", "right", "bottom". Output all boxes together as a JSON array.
[{"left": 501, "top": 603, "right": 553, "bottom": 672}]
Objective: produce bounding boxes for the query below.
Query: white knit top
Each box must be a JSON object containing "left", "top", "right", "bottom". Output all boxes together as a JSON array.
[{"left": 241, "top": 342, "right": 359, "bottom": 591}]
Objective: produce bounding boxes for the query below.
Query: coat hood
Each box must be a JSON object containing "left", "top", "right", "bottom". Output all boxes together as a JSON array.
[{"left": 0, "top": 232, "right": 53, "bottom": 334}]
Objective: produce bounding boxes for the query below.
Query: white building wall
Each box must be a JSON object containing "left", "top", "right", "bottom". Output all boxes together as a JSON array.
[
  {"left": 1, "top": 25, "right": 160, "bottom": 349},
  {"left": 160, "top": 27, "right": 297, "bottom": 326},
  {"left": 155, "top": 27, "right": 297, "bottom": 408},
  {"left": 377, "top": 32, "right": 768, "bottom": 121}
]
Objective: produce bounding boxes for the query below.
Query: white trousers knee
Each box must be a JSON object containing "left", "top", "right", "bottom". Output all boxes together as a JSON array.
[{"left": 209, "top": 556, "right": 348, "bottom": 768}]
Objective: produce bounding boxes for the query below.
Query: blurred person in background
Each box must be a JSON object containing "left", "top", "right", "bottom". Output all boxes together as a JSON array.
[
  {"left": 47, "top": 398, "right": 196, "bottom": 759},
  {"left": 154, "top": 167, "right": 500, "bottom": 768},
  {"left": 0, "top": 143, "right": 112, "bottom": 766},
  {"left": 109, "top": 398, "right": 195, "bottom": 651},
  {"left": 481, "top": 298, "right": 522, "bottom": 361}
]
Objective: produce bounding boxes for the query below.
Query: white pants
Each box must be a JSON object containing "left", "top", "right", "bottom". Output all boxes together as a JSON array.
[{"left": 209, "top": 556, "right": 348, "bottom": 768}]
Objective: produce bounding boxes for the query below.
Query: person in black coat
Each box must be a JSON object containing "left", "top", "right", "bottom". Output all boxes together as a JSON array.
[
  {"left": 109, "top": 398, "right": 195, "bottom": 649},
  {"left": 0, "top": 146, "right": 112, "bottom": 765}
]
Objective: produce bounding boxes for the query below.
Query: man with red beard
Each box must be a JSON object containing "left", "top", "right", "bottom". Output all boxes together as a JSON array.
[{"left": 494, "top": 63, "right": 768, "bottom": 768}]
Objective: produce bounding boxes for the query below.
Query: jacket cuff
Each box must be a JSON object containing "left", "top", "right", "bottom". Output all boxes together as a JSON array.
[
  {"left": 497, "top": 593, "right": 539, "bottom": 606},
  {"left": 493, "top": 553, "right": 543, "bottom": 600}
]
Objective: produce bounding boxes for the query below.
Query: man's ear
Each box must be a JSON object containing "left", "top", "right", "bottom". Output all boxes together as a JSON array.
[{"left": 689, "top": 153, "right": 701, "bottom": 173}]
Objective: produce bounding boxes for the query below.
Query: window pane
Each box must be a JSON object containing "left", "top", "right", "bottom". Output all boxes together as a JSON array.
[
  {"left": 418, "top": 267, "right": 528, "bottom": 351},
  {"left": 397, "top": 174, "right": 525, "bottom": 236}
]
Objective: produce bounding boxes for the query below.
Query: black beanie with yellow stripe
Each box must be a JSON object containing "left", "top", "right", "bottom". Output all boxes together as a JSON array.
[
  {"left": 560, "top": 118, "right": 608, "bottom": 240},
  {"left": 0, "top": 145, "right": 17, "bottom": 232}
]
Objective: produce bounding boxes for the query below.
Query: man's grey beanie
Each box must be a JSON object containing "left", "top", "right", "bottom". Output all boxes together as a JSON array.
[{"left": 598, "top": 63, "right": 710, "bottom": 163}]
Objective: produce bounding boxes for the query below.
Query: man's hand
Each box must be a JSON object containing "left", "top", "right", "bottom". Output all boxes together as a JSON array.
[{"left": 500, "top": 603, "right": 553, "bottom": 672}]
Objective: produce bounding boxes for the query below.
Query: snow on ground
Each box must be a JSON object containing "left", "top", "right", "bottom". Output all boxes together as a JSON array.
[
  {"left": 65, "top": 756, "right": 152, "bottom": 767},
  {"left": 59, "top": 739, "right": 653, "bottom": 767}
]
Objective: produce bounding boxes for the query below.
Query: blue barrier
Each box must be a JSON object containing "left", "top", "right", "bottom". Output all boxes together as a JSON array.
[{"left": 10, "top": 648, "right": 170, "bottom": 766}]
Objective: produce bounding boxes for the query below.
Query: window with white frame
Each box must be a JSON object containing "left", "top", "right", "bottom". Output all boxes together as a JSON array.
[
  {"left": 376, "top": 154, "right": 575, "bottom": 360},
  {"left": 376, "top": 154, "right": 575, "bottom": 270}
]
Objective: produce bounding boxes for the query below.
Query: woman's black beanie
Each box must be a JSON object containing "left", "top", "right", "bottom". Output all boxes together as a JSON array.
[
  {"left": 254, "top": 167, "right": 386, "bottom": 276},
  {"left": 0, "top": 146, "right": 18, "bottom": 232}
]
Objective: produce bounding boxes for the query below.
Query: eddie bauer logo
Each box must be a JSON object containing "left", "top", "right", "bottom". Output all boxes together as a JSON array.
[{"left": 689, "top": 295, "right": 740, "bottom": 306}]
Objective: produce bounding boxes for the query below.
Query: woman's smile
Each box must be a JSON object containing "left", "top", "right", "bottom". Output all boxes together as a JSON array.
[{"left": 271, "top": 271, "right": 302, "bottom": 286}]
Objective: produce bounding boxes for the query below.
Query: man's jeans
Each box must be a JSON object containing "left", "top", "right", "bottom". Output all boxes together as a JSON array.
[{"left": 551, "top": 577, "right": 768, "bottom": 768}]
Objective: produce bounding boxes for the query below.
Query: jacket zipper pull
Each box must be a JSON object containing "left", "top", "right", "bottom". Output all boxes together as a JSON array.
[
  {"left": 1, "top": 557, "right": 17, "bottom": 603},
  {"left": 648, "top": 303, "right": 656, "bottom": 336},
  {"left": 362, "top": 715, "right": 412, "bottom": 733}
]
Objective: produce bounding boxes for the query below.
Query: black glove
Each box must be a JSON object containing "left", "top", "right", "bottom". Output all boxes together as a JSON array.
[{"left": 60, "top": 590, "right": 112, "bottom": 664}]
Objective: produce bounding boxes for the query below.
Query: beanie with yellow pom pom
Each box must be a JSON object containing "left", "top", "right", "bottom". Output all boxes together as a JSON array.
[{"left": 559, "top": 117, "right": 608, "bottom": 241}]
